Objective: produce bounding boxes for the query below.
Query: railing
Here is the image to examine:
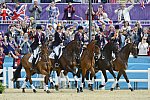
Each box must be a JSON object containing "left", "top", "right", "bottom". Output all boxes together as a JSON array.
[
  {"left": 7, "top": 67, "right": 150, "bottom": 90},
  {"left": 0, "top": 20, "right": 150, "bottom": 25},
  {"left": 0, "top": 67, "right": 7, "bottom": 87}
]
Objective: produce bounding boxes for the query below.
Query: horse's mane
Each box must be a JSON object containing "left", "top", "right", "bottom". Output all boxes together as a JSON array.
[
  {"left": 119, "top": 43, "right": 132, "bottom": 53},
  {"left": 64, "top": 40, "right": 76, "bottom": 50},
  {"left": 103, "top": 42, "right": 111, "bottom": 51},
  {"left": 86, "top": 40, "right": 96, "bottom": 51}
]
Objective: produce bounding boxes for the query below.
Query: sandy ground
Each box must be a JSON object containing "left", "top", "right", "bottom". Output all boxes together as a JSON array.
[{"left": 0, "top": 89, "right": 150, "bottom": 100}]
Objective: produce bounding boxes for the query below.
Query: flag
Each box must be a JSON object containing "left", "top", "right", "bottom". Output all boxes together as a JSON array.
[
  {"left": 0, "top": 8, "right": 12, "bottom": 20},
  {"left": 11, "top": 4, "right": 27, "bottom": 21},
  {"left": 98, "top": 19, "right": 113, "bottom": 24},
  {"left": 140, "top": 0, "right": 145, "bottom": 9}
]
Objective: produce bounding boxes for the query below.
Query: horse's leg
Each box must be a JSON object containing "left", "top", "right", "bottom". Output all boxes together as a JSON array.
[
  {"left": 26, "top": 69, "right": 36, "bottom": 93},
  {"left": 122, "top": 70, "right": 133, "bottom": 91},
  {"left": 63, "top": 71, "right": 70, "bottom": 88},
  {"left": 55, "top": 69, "right": 61, "bottom": 91},
  {"left": 21, "top": 77, "right": 28, "bottom": 93},
  {"left": 79, "top": 68, "right": 86, "bottom": 93},
  {"left": 108, "top": 68, "right": 120, "bottom": 89},
  {"left": 111, "top": 70, "right": 122, "bottom": 91},
  {"left": 44, "top": 75, "right": 51, "bottom": 93},
  {"left": 99, "top": 69, "right": 107, "bottom": 88},
  {"left": 89, "top": 67, "right": 95, "bottom": 91}
]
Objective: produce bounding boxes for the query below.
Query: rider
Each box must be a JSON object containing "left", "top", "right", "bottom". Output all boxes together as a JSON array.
[
  {"left": 30, "top": 25, "right": 45, "bottom": 69},
  {"left": 52, "top": 25, "right": 64, "bottom": 67}
]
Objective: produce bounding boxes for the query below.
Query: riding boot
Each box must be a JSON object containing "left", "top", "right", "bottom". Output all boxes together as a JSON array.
[
  {"left": 54, "top": 55, "right": 59, "bottom": 67},
  {"left": 32, "top": 58, "right": 36, "bottom": 69}
]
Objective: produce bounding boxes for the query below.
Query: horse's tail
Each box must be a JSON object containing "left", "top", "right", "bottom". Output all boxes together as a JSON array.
[{"left": 11, "top": 63, "right": 22, "bottom": 82}]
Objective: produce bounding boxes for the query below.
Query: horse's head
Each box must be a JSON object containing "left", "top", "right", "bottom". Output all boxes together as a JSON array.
[
  {"left": 74, "top": 40, "right": 82, "bottom": 64},
  {"left": 130, "top": 42, "right": 138, "bottom": 58},
  {"left": 110, "top": 41, "right": 119, "bottom": 54},
  {"left": 94, "top": 44, "right": 101, "bottom": 61},
  {"left": 40, "top": 45, "right": 49, "bottom": 62},
  {"left": 87, "top": 40, "right": 101, "bottom": 60}
]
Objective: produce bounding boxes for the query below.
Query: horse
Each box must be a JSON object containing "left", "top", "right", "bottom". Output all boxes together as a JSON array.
[
  {"left": 12, "top": 44, "right": 52, "bottom": 93},
  {"left": 79, "top": 40, "right": 101, "bottom": 92},
  {"left": 49, "top": 40, "right": 81, "bottom": 90},
  {"left": 111, "top": 42, "right": 138, "bottom": 91},
  {"left": 95, "top": 41, "right": 119, "bottom": 88}
]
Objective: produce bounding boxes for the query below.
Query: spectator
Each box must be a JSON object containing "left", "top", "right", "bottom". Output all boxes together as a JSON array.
[
  {"left": 114, "top": 3, "right": 134, "bottom": 23},
  {"left": 29, "top": 0, "right": 42, "bottom": 20},
  {"left": 9, "top": 49, "right": 21, "bottom": 88},
  {"left": 45, "top": 24, "right": 54, "bottom": 41},
  {"left": 0, "top": 47, "right": 5, "bottom": 83},
  {"left": 138, "top": 37, "right": 149, "bottom": 55},
  {"left": 96, "top": 5, "right": 105, "bottom": 20},
  {"left": 63, "top": 2, "right": 75, "bottom": 20},
  {"left": 142, "top": 27, "right": 148, "bottom": 38},
  {"left": 46, "top": 1, "right": 59, "bottom": 25},
  {"left": 28, "top": 17, "right": 37, "bottom": 28},
  {"left": 85, "top": 6, "right": 95, "bottom": 20},
  {"left": 0, "top": 2, "right": 12, "bottom": 20},
  {"left": 121, "top": 21, "right": 131, "bottom": 32},
  {"left": 131, "top": 26, "right": 141, "bottom": 45},
  {"left": 19, "top": 33, "right": 31, "bottom": 55}
]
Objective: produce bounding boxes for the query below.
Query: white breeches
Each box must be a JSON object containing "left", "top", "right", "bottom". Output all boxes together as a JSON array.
[{"left": 33, "top": 47, "right": 40, "bottom": 58}]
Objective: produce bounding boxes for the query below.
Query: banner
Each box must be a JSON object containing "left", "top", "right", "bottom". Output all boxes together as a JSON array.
[{"left": 3, "top": 3, "right": 150, "bottom": 21}]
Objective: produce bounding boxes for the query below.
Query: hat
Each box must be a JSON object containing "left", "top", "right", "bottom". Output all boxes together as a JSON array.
[
  {"left": 78, "top": 26, "right": 83, "bottom": 30},
  {"left": 30, "top": 17, "right": 34, "bottom": 20},
  {"left": 36, "top": 25, "right": 42, "bottom": 30}
]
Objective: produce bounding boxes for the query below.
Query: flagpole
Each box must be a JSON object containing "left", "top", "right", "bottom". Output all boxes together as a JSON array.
[{"left": 89, "top": 0, "right": 92, "bottom": 42}]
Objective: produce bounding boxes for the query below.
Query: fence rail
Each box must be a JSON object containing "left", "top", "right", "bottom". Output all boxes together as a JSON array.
[
  {"left": 7, "top": 67, "right": 150, "bottom": 90},
  {"left": 0, "top": 20, "right": 150, "bottom": 25},
  {"left": 0, "top": 67, "right": 7, "bottom": 87}
]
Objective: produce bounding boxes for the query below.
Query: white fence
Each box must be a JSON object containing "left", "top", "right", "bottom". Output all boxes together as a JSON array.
[
  {"left": 7, "top": 67, "right": 150, "bottom": 90},
  {"left": 0, "top": 67, "right": 7, "bottom": 87}
]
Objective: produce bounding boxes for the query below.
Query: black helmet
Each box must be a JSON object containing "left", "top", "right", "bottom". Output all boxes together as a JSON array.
[{"left": 78, "top": 26, "right": 83, "bottom": 30}]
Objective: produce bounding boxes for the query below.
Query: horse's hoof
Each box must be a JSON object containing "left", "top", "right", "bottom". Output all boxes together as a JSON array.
[
  {"left": 99, "top": 85, "right": 105, "bottom": 88},
  {"left": 80, "top": 87, "right": 83, "bottom": 92},
  {"left": 33, "top": 89, "right": 37, "bottom": 93},
  {"left": 22, "top": 88, "right": 25, "bottom": 93},
  {"left": 46, "top": 90, "right": 51, "bottom": 93},
  {"left": 67, "top": 85, "right": 70, "bottom": 88},
  {"left": 89, "top": 85, "right": 93, "bottom": 91},
  {"left": 116, "top": 86, "right": 120, "bottom": 90},
  {"left": 55, "top": 85, "right": 59, "bottom": 91},
  {"left": 110, "top": 88, "right": 114, "bottom": 91},
  {"left": 77, "top": 88, "right": 80, "bottom": 93},
  {"left": 129, "top": 88, "right": 134, "bottom": 91}
]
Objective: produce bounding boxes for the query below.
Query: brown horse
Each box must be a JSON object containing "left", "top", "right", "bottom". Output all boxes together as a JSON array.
[
  {"left": 111, "top": 42, "right": 138, "bottom": 91},
  {"left": 95, "top": 41, "right": 119, "bottom": 88},
  {"left": 49, "top": 40, "right": 81, "bottom": 90},
  {"left": 79, "top": 40, "right": 101, "bottom": 92},
  {"left": 12, "top": 45, "right": 52, "bottom": 93}
]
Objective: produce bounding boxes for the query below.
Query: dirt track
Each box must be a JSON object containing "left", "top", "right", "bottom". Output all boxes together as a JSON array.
[{"left": 0, "top": 89, "right": 150, "bottom": 100}]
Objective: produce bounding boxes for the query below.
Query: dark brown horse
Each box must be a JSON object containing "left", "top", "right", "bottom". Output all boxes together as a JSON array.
[
  {"left": 111, "top": 42, "right": 138, "bottom": 91},
  {"left": 12, "top": 45, "right": 52, "bottom": 93},
  {"left": 79, "top": 40, "right": 101, "bottom": 92},
  {"left": 49, "top": 40, "right": 81, "bottom": 90},
  {"left": 95, "top": 41, "right": 119, "bottom": 88}
]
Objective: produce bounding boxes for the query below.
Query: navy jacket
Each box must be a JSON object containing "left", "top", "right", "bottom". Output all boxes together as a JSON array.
[{"left": 30, "top": 32, "right": 45, "bottom": 51}]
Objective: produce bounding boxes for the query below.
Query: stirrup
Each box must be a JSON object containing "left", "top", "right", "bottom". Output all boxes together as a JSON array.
[{"left": 55, "top": 63, "right": 59, "bottom": 67}]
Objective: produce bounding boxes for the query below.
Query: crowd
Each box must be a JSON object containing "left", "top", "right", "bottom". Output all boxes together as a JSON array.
[
  {"left": 0, "top": 0, "right": 150, "bottom": 88},
  {"left": 2, "top": 0, "right": 150, "bottom": 3}
]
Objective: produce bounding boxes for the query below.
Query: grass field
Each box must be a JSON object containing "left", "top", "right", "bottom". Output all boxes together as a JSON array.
[{"left": 0, "top": 89, "right": 150, "bottom": 100}]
